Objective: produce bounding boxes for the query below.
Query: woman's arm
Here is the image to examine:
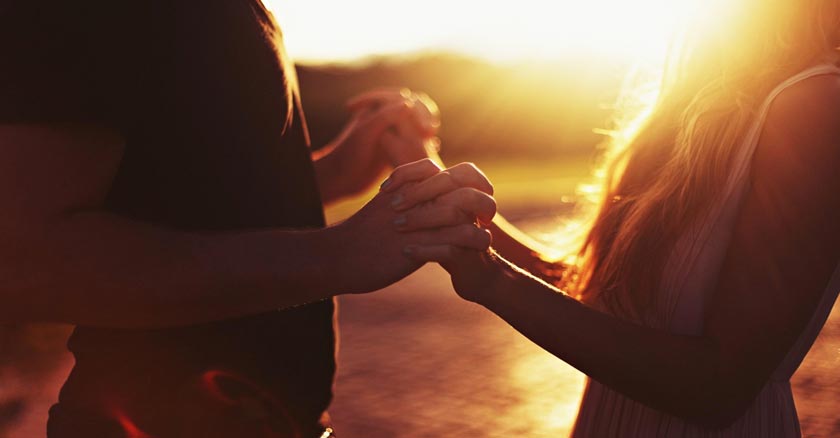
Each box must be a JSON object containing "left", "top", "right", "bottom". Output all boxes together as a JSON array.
[
  {"left": 0, "top": 125, "right": 493, "bottom": 329},
  {"left": 486, "top": 215, "right": 566, "bottom": 281},
  {"left": 404, "top": 74, "right": 840, "bottom": 428},
  {"left": 382, "top": 163, "right": 564, "bottom": 282}
]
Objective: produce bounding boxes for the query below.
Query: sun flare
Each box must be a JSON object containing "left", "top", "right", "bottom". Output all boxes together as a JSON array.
[{"left": 266, "top": 0, "right": 716, "bottom": 63}]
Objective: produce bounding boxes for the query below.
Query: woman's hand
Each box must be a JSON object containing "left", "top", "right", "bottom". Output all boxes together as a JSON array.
[
  {"left": 331, "top": 159, "right": 494, "bottom": 295},
  {"left": 380, "top": 159, "right": 504, "bottom": 302},
  {"left": 314, "top": 88, "right": 442, "bottom": 204}
]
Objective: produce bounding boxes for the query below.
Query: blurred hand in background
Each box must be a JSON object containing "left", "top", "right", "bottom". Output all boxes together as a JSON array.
[{"left": 314, "top": 88, "right": 442, "bottom": 204}]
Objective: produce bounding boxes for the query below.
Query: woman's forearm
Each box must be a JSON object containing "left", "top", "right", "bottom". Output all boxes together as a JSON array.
[
  {"left": 3, "top": 209, "right": 346, "bottom": 329},
  {"left": 487, "top": 216, "right": 566, "bottom": 282},
  {"left": 479, "top": 260, "right": 743, "bottom": 427}
]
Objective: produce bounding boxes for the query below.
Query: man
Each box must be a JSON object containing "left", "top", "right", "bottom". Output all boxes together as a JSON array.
[{"left": 0, "top": 1, "right": 495, "bottom": 436}]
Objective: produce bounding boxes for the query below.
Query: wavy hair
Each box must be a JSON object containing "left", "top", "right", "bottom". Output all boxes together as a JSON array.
[{"left": 564, "top": 0, "right": 840, "bottom": 324}]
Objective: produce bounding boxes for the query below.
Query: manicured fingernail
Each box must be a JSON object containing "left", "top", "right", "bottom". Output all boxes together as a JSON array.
[
  {"left": 390, "top": 194, "right": 404, "bottom": 209},
  {"left": 380, "top": 178, "right": 392, "bottom": 191},
  {"left": 393, "top": 215, "right": 407, "bottom": 228},
  {"left": 403, "top": 246, "right": 416, "bottom": 256}
]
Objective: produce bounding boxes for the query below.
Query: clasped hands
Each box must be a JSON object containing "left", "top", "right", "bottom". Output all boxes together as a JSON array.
[
  {"left": 335, "top": 157, "right": 502, "bottom": 304},
  {"left": 331, "top": 88, "right": 504, "bottom": 302}
]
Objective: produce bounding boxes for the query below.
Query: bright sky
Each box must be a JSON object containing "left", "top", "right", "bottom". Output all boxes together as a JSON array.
[{"left": 265, "top": 0, "right": 703, "bottom": 64}]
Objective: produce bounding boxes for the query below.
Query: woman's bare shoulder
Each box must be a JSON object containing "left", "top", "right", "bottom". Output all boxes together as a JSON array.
[
  {"left": 764, "top": 73, "right": 840, "bottom": 150},
  {"left": 756, "top": 74, "right": 840, "bottom": 188},
  {"left": 747, "top": 73, "right": 840, "bottom": 247}
]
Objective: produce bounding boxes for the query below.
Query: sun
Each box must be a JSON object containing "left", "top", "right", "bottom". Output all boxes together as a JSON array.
[{"left": 266, "top": 0, "right": 708, "bottom": 64}]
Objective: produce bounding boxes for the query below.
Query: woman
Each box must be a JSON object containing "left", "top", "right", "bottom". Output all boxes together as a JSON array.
[{"left": 383, "top": 0, "right": 840, "bottom": 435}]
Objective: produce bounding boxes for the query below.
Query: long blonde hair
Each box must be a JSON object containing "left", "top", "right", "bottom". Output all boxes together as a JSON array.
[{"left": 567, "top": 0, "right": 840, "bottom": 324}]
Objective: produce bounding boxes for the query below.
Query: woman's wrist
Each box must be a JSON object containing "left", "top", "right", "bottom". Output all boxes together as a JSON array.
[{"left": 472, "top": 252, "right": 523, "bottom": 309}]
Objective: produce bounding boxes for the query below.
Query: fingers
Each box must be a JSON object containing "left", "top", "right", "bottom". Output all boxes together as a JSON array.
[
  {"left": 352, "top": 100, "right": 412, "bottom": 146},
  {"left": 347, "top": 88, "right": 440, "bottom": 138},
  {"left": 403, "top": 245, "right": 470, "bottom": 266},
  {"left": 346, "top": 87, "right": 412, "bottom": 112},
  {"left": 380, "top": 129, "right": 432, "bottom": 168},
  {"left": 380, "top": 158, "right": 442, "bottom": 192},
  {"left": 391, "top": 162, "right": 494, "bottom": 211},
  {"left": 415, "top": 224, "right": 492, "bottom": 251},
  {"left": 394, "top": 188, "right": 497, "bottom": 230},
  {"left": 408, "top": 91, "right": 441, "bottom": 137}
]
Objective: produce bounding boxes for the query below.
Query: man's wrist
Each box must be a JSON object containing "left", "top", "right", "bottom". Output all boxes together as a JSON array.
[{"left": 317, "top": 223, "right": 352, "bottom": 292}]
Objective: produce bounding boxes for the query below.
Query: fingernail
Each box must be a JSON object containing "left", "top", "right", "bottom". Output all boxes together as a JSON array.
[
  {"left": 393, "top": 215, "right": 407, "bottom": 228},
  {"left": 380, "top": 178, "right": 392, "bottom": 191},
  {"left": 390, "top": 194, "right": 404, "bottom": 209}
]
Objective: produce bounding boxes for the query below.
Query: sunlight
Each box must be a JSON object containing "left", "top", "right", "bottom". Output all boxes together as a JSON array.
[
  {"left": 266, "top": 0, "right": 714, "bottom": 64},
  {"left": 508, "top": 353, "right": 586, "bottom": 433}
]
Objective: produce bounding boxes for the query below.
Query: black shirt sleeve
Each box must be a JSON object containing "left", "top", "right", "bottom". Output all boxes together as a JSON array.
[{"left": 0, "top": 1, "right": 127, "bottom": 125}]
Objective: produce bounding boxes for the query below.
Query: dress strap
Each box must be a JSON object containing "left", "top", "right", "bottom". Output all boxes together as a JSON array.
[{"left": 664, "top": 62, "right": 840, "bottom": 327}]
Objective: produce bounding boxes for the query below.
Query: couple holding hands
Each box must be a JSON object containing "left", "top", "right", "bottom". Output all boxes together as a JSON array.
[{"left": 1, "top": 1, "right": 839, "bottom": 437}]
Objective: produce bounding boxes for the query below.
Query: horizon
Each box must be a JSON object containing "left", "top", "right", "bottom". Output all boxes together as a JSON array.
[{"left": 265, "top": 0, "right": 706, "bottom": 66}]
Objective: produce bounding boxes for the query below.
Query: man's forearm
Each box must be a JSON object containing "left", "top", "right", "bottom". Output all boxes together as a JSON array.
[{"left": 4, "top": 210, "right": 343, "bottom": 329}]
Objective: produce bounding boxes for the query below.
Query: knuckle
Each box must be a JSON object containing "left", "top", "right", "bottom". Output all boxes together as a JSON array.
[
  {"left": 458, "top": 224, "right": 475, "bottom": 239},
  {"left": 420, "top": 157, "right": 439, "bottom": 170},
  {"left": 455, "top": 162, "right": 479, "bottom": 177},
  {"left": 441, "top": 171, "right": 458, "bottom": 188},
  {"left": 447, "top": 207, "right": 462, "bottom": 223},
  {"left": 481, "top": 228, "right": 493, "bottom": 249},
  {"left": 482, "top": 193, "right": 498, "bottom": 216},
  {"left": 453, "top": 187, "right": 471, "bottom": 203},
  {"left": 391, "top": 165, "right": 408, "bottom": 180},
  {"left": 400, "top": 189, "right": 416, "bottom": 206}
]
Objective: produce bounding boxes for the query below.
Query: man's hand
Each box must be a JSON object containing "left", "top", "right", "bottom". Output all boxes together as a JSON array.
[
  {"left": 380, "top": 159, "right": 503, "bottom": 301},
  {"left": 330, "top": 159, "right": 496, "bottom": 294},
  {"left": 332, "top": 184, "right": 492, "bottom": 295}
]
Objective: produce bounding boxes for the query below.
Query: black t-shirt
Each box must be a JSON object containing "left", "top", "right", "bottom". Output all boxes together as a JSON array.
[{"left": 1, "top": 1, "right": 334, "bottom": 436}]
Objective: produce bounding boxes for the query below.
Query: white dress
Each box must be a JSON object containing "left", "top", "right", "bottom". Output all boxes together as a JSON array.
[{"left": 572, "top": 62, "right": 840, "bottom": 437}]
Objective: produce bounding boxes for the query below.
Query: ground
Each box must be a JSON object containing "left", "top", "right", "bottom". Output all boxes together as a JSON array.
[{"left": 329, "top": 263, "right": 840, "bottom": 437}]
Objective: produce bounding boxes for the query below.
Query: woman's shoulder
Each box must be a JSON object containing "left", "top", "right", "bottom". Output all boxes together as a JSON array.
[
  {"left": 758, "top": 72, "right": 840, "bottom": 173},
  {"left": 764, "top": 71, "right": 840, "bottom": 148},
  {"left": 750, "top": 70, "right": 840, "bottom": 215}
]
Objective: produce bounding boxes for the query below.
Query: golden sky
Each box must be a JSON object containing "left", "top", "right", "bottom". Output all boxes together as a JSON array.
[{"left": 265, "top": 0, "right": 706, "bottom": 64}]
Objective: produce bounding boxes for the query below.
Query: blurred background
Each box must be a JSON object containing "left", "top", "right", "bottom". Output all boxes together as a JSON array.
[{"left": 1, "top": 1, "right": 838, "bottom": 437}]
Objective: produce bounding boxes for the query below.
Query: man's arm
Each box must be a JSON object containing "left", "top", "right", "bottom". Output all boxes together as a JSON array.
[
  {"left": 0, "top": 125, "right": 493, "bottom": 329},
  {"left": 0, "top": 124, "right": 346, "bottom": 328}
]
